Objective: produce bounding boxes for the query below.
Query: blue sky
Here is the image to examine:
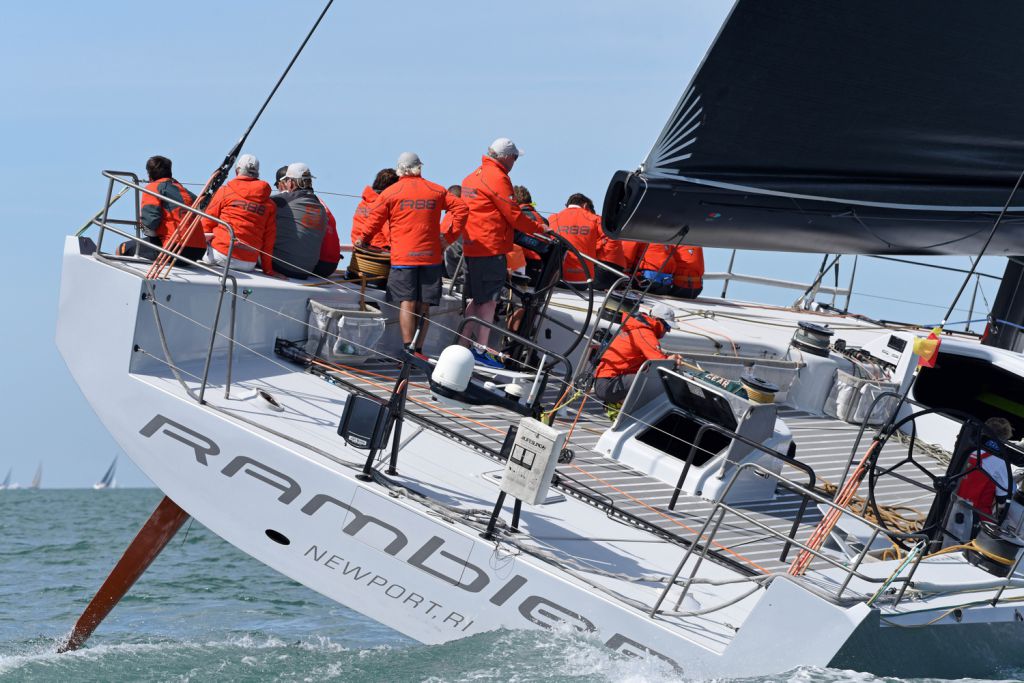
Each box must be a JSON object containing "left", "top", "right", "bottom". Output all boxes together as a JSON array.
[{"left": 1, "top": 2, "right": 1004, "bottom": 487}]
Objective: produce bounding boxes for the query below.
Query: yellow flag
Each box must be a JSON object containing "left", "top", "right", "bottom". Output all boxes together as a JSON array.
[{"left": 913, "top": 327, "right": 942, "bottom": 368}]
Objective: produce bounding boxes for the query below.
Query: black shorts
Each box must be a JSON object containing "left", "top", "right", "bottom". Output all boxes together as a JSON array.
[
  {"left": 388, "top": 264, "right": 442, "bottom": 305},
  {"left": 464, "top": 254, "right": 507, "bottom": 303}
]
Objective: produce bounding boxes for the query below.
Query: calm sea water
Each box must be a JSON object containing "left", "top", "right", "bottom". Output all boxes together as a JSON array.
[{"left": 0, "top": 489, "right": 1017, "bottom": 682}]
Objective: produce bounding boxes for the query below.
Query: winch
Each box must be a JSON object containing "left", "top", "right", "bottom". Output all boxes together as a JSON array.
[{"left": 790, "top": 321, "right": 834, "bottom": 357}]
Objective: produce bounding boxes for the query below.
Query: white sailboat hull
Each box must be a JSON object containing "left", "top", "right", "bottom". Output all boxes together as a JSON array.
[{"left": 55, "top": 238, "right": 1024, "bottom": 678}]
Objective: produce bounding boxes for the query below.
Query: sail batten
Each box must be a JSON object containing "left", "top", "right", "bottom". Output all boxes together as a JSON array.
[{"left": 604, "top": 1, "right": 1024, "bottom": 255}]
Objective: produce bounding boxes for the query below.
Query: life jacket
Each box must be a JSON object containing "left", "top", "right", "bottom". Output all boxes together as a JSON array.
[
  {"left": 202, "top": 175, "right": 277, "bottom": 273},
  {"left": 460, "top": 156, "right": 545, "bottom": 257},
  {"left": 272, "top": 188, "right": 329, "bottom": 273},
  {"left": 548, "top": 205, "right": 602, "bottom": 283},
  {"left": 351, "top": 187, "right": 391, "bottom": 250},
  {"left": 141, "top": 178, "right": 206, "bottom": 249},
  {"left": 594, "top": 314, "right": 668, "bottom": 379},
  {"left": 362, "top": 176, "right": 468, "bottom": 267}
]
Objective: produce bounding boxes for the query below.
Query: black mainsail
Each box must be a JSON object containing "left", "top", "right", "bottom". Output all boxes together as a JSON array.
[{"left": 602, "top": 1, "right": 1024, "bottom": 256}]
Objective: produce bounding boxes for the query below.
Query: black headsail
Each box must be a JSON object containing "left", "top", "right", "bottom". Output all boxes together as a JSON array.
[{"left": 602, "top": 1, "right": 1024, "bottom": 256}]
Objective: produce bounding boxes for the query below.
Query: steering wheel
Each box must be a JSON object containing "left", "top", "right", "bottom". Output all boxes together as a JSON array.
[
  {"left": 864, "top": 407, "right": 985, "bottom": 550},
  {"left": 503, "top": 233, "right": 596, "bottom": 367}
]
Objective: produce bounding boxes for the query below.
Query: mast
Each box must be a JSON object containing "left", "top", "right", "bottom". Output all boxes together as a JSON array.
[{"left": 982, "top": 258, "right": 1024, "bottom": 352}]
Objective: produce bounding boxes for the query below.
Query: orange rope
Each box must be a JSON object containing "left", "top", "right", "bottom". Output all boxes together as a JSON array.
[
  {"left": 147, "top": 169, "right": 218, "bottom": 279},
  {"left": 565, "top": 395, "right": 588, "bottom": 442},
  {"left": 789, "top": 439, "right": 880, "bottom": 575},
  {"left": 677, "top": 319, "right": 739, "bottom": 357},
  {"left": 311, "top": 360, "right": 504, "bottom": 435}
]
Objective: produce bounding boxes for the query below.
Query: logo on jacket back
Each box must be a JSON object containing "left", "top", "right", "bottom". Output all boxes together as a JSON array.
[
  {"left": 229, "top": 200, "right": 267, "bottom": 215},
  {"left": 300, "top": 204, "right": 325, "bottom": 230},
  {"left": 556, "top": 225, "right": 590, "bottom": 236},
  {"left": 399, "top": 199, "right": 437, "bottom": 210}
]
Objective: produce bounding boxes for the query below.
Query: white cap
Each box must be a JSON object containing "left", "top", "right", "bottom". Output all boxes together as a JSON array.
[
  {"left": 649, "top": 302, "right": 677, "bottom": 328},
  {"left": 488, "top": 137, "right": 521, "bottom": 158},
  {"left": 396, "top": 152, "right": 422, "bottom": 172},
  {"left": 284, "top": 162, "right": 314, "bottom": 179},
  {"left": 236, "top": 153, "right": 259, "bottom": 176}
]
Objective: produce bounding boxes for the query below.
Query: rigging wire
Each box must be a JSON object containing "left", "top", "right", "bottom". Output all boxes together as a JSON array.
[
  {"left": 940, "top": 167, "right": 1024, "bottom": 327},
  {"left": 148, "top": 0, "right": 335, "bottom": 278},
  {"left": 100, "top": 182, "right": 969, "bottom": 577},
  {"left": 134, "top": 268, "right": 786, "bottom": 573},
  {"left": 790, "top": 166, "right": 1024, "bottom": 576},
  {"left": 138, "top": 282, "right": 784, "bottom": 611}
]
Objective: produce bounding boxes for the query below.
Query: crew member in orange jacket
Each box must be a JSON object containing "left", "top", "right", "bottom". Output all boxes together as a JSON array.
[
  {"left": 548, "top": 193, "right": 603, "bottom": 289},
  {"left": 362, "top": 152, "right": 468, "bottom": 354},
  {"left": 121, "top": 155, "right": 207, "bottom": 263},
  {"left": 459, "top": 138, "right": 546, "bottom": 367},
  {"left": 636, "top": 243, "right": 677, "bottom": 295},
  {"left": 513, "top": 185, "right": 547, "bottom": 286},
  {"left": 593, "top": 303, "right": 682, "bottom": 406},
  {"left": 351, "top": 168, "right": 399, "bottom": 250},
  {"left": 201, "top": 154, "right": 279, "bottom": 276},
  {"left": 672, "top": 245, "right": 705, "bottom": 299},
  {"left": 621, "top": 240, "right": 647, "bottom": 274}
]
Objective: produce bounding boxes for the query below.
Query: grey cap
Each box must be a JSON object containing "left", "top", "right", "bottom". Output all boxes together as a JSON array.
[
  {"left": 397, "top": 152, "right": 422, "bottom": 172},
  {"left": 284, "top": 162, "right": 314, "bottom": 179},
  {"left": 489, "top": 137, "right": 521, "bottom": 158},
  {"left": 649, "top": 302, "right": 677, "bottom": 328},
  {"left": 236, "top": 153, "right": 259, "bottom": 176}
]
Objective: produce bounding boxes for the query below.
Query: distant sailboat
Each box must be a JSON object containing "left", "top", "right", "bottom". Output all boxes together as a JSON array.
[
  {"left": 29, "top": 464, "right": 42, "bottom": 490},
  {"left": 0, "top": 468, "right": 10, "bottom": 490},
  {"left": 93, "top": 457, "right": 117, "bottom": 490}
]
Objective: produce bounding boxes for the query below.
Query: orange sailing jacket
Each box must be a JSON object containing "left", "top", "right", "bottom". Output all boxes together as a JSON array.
[
  {"left": 673, "top": 245, "right": 705, "bottom": 289},
  {"left": 597, "top": 226, "right": 627, "bottom": 269},
  {"left": 638, "top": 243, "right": 677, "bottom": 274},
  {"left": 460, "top": 156, "right": 545, "bottom": 258},
  {"left": 318, "top": 203, "right": 340, "bottom": 264},
  {"left": 363, "top": 176, "right": 469, "bottom": 267},
  {"left": 548, "top": 205, "right": 602, "bottom": 283},
  {"left": 201, "top": 176, "right": 277, "bottom": 274},
  {"left": 594, "top": 314, "right": 669, "bottom": 378},
  {"left": 351, "top": 187, "right": 391, "bottom": 250},
  {"left": 621, "top": 241, "right": 647, "bottom": 272},
  {"left": 141, "top": 178, "right": 207, "bottom": 249}
]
